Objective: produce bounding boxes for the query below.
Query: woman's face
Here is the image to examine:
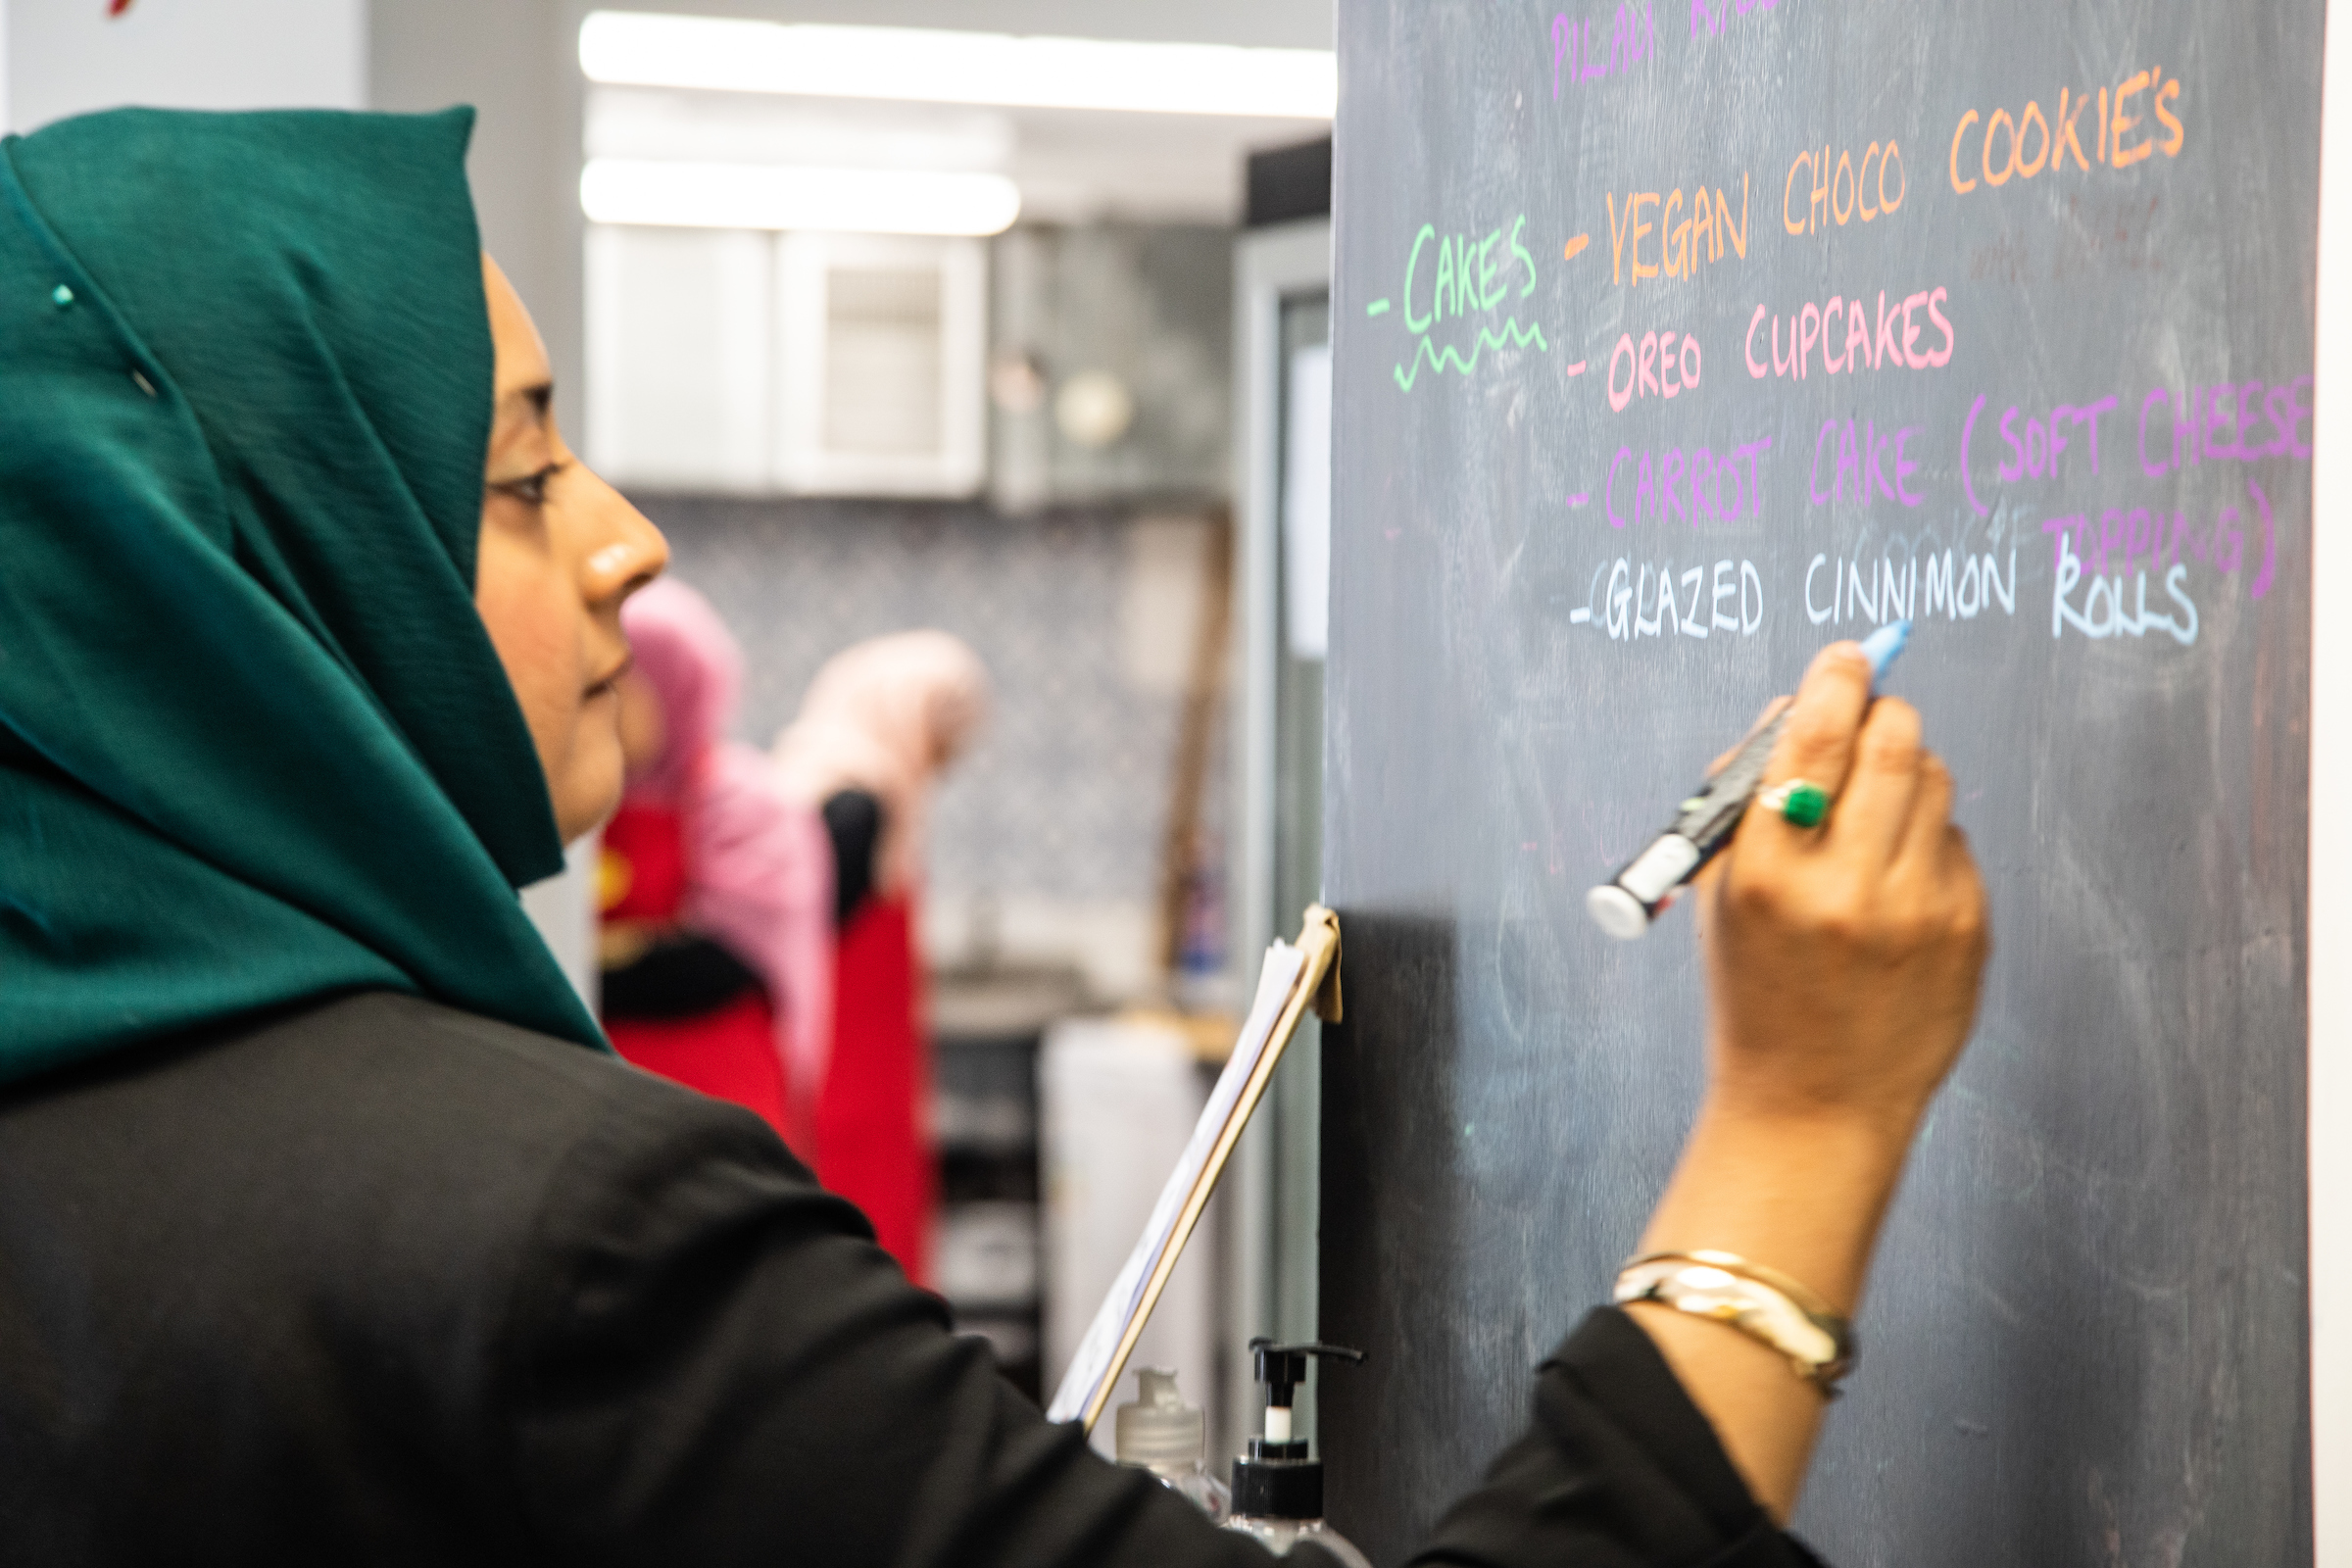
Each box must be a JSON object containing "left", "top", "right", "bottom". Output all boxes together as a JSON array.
[
  {"left": 475, "top": 257, "right": 668, "bottom": 842},
  {"left": 615, "top": 669, "right": 667, "bottom": 778}
]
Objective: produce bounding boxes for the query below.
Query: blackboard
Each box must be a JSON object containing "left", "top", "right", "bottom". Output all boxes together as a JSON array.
[{"left": 1318, "top": 3, "right": 2319, "bottom": 1562}]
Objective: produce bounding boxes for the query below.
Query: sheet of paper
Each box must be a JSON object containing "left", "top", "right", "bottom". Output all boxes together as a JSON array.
[{"left": 1044, "top": 939, "right": 1308, "bottom": 1424}]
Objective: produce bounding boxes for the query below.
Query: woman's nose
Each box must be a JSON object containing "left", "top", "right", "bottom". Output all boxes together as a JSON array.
[{"left": 579, "top": 469, "right": 668, "bottom": 603}]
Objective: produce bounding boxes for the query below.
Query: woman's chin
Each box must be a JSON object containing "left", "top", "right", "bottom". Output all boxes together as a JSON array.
[{"left": 551, "top": 726, "right": 626, "bottom": 845}]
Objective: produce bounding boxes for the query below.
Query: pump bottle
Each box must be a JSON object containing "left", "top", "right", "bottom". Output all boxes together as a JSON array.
[
  {"left": 1112, "top": 1367, "right": 1230, "bottom": 1521},
  {"left": 1219, "top": 1339, "right": 1372, "bottom": 1567}
]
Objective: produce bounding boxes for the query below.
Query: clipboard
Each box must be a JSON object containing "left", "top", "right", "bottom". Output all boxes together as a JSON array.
[{"left": 1045, "top": 906, "right": 1343, "bottom": 1432}]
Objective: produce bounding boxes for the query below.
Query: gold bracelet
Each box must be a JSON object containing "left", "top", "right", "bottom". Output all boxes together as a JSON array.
[{"left": 1612, "top": 1250, "right": 1857, "bottom": 1397}]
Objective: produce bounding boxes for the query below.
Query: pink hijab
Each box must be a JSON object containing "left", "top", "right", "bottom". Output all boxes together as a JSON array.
[
  {"left": 619, "top": 579, "right": 835, "bottom": 1130},
  {"left": 771, "top": 631, "right": 990, "bottom": 895}
]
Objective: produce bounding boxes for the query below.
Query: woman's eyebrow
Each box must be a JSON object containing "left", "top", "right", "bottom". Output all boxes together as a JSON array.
[{"left": 495, "top": 381, "right": 556, "bottom": 438}]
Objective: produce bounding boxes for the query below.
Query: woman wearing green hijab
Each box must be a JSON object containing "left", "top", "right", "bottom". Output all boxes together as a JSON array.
[{"left": 0, "top": 108, "right": 1989, "bottom": 1566}]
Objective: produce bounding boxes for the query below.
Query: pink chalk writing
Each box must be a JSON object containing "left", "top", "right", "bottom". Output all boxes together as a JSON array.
[
  {"left": 1553, "top": 4, "right": 1655, "bottom": 97},
  {"left": 1807, "top": 417, "right": 1925, "bottom": 509},
  {"left": 2038, "top": 474, "right": 2277, "bottom": 603},
  {"left": 1690, "top": 0, "right": 1781, "bottom": 39},
  {"left": 1744, "top": 288, "right": 1953, "bottom": 379},
  {"left": 1604, "top": 438, "right": 1773, "bottom": 528},
  {"left": 1994, "top": 397, "right": 2119, "bottom": 482},
  {"left": 2137, "top": 376, "right": 2312, "bottom": 474},
  {"left": 1605, "top": 328, "right": 1703, "bottom": 411},
  {"left": 1959, "top": 391, "right": 2121, "bottom": 517}
]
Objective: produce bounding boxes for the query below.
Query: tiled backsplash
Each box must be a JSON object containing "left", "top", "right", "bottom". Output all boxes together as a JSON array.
[{"left": 635, "top": 492, "right": 1229, "bottom": 1000}]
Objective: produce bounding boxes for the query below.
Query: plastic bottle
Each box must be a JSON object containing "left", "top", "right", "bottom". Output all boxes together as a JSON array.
[
  {"left": 1219, "top": 1340, "right": 1373, "bottom": 1567},
  {"left": 1114, "top": 1367, "right": 1231, "bottom": 1522}
]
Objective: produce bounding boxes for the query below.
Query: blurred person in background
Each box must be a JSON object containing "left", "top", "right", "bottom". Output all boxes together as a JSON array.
[
  {"left": 774, "top": 630, "right": 989, "bottom": 1288},
  {"left": 598, "top": 578, "right": 833, "bottom": 1152}
]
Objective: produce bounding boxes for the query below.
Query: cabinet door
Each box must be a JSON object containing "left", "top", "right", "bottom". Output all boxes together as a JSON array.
[
  {"left": 585, "top": 225, "right": 773, "bottom": 494},
  {"left": 775, "top": 232, "right": 987, "bottom": 498}
]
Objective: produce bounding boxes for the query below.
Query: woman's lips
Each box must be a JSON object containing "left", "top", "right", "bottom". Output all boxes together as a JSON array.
[{"left": 584, "top": 655, "right": 632, "bottom": 700}]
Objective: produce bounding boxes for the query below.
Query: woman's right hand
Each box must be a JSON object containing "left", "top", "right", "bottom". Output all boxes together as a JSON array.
[
  {"left": 1626, "top": 641, "right": 1990, "bottom": 1521},
  {"left": 1699, "top": 641, "right": 1990, "bottom": 1138}
]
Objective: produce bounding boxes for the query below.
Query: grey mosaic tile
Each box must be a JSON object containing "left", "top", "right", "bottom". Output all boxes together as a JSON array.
[{"left": 633, "top": 493, "right": 1228, "bottom": 911}]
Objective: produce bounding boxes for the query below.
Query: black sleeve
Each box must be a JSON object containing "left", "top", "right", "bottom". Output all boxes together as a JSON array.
[
  {"left": 821, "top": 788, "right": 884, "bottom": 927},
  {"left": 499, "top": 1092, "right": 1823, "bottom": 1567},
  {"left": 1409, "top": 1310, "right": 1826, "bottom": 1568},
  {"left": 598, "top": 934, "right": 763, "bottom": 1021},
  {"left": 503, "top": 1095, "right": 1265, "bottom": 1567}
]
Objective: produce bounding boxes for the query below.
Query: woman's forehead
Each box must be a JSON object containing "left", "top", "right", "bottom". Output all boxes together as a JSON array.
[{"left": 483, "top": 256, "right": 554, "bottom": 415}]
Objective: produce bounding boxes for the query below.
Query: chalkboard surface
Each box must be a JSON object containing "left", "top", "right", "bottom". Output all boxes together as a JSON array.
[{"left": 1318, "top": 3, "right": 2318, "bottom": 1562}]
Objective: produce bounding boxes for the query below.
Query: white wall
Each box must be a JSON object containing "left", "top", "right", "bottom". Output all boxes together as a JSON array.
[
  {"left": 2314, "top": 3, "right": 2352, "bottom": 1557},
  {"left": 369, "top": 0, "right": 583, "bottom": 410},
  {"left": 5, "top": 0, "right": 365, "bottom": 133}
]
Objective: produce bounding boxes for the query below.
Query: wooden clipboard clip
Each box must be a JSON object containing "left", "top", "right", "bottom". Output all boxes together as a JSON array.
[{"left": 1306, "top": 906, "right": 1343, "bottom": 1023}]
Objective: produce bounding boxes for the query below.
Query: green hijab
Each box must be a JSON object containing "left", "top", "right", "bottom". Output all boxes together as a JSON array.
[{"left": 0, "top": 107, "right": 603, "bottom": 1082}]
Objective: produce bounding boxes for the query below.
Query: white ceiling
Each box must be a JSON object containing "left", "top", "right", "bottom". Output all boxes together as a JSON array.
[{"left": 572, "top": 0, "right": 1331, "bottom": 51}]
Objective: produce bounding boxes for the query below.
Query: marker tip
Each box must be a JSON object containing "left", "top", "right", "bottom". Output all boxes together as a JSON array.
[{"left": 1859, "top": 619, "right": 1912, "bottom": 679}]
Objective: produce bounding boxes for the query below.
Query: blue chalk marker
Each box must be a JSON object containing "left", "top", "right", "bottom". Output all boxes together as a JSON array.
[{"left": 1587, "top": 621, "right": 1912, "bottom": 941}]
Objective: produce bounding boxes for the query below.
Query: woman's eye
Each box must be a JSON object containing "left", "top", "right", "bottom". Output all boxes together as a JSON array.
[{"left": 489, "top": 464, "right": 564, "bottom": 508}]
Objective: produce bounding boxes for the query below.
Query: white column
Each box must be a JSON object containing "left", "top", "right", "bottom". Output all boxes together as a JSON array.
[{"left": 2312, "top": 1, "right": 2352, "bottom": 1557}]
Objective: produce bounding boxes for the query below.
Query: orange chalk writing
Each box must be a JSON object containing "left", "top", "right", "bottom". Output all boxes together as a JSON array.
[
  {"left": 2111, "top": 70, "right": 2153, "bottom": 167},
  {"left": 1607, "top": 172, "right": 1748, "bottom": 287},
  {"left": 1951, "top": 71, "right": 2187, "bottom": 195},
  {"left": 1787, "top": 139, "right": 1904, "bottom": 236}
]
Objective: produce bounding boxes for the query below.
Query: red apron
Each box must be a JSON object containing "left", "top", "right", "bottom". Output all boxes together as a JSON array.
[
  {"left": 815, "top": 893, "right": 934, "bottom": 1288},
  {"left": 600, "top": 801, "right": 792, "bottom": 1142}
]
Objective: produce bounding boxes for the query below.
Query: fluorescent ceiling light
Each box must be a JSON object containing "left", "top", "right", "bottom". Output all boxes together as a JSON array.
[
  {"left": 585, "top": 88, "right": 1014, "bottom": 172},
  {"left": 579, "top": 12, "right": 1337, "bottom": 121},
  {"left": 581, "top": 159, "right": 1022, "bottom": 235}
]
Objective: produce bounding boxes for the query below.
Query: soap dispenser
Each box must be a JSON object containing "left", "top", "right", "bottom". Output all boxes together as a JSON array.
[
  {"left": 1219, "top": 1339, "right": 1372, "bottom": 1567},
  {"left": 1113, "top": 1367, "right": 1230, "bottom": 1521}
]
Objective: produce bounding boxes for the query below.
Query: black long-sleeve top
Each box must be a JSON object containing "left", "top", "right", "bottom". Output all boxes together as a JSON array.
[{"left": 0, "top": 993, "right": 1823, "bottom": 1566}]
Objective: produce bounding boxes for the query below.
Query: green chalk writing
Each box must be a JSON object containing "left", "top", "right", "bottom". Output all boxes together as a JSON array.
[
  {"left": 1394, "top": 318, "right": 1551, "bottom": 390},
  {"left": 1382, "top": 213, "right": 1547, "bottom": 391}
]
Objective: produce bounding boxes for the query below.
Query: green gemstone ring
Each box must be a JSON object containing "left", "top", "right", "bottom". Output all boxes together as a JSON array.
[{"left": 1758, "top": 779, "right": 1831, "bottom": 829}]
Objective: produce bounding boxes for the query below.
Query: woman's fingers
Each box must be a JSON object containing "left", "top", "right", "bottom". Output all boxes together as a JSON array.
[
  {"left": 1709, "top": 696, "right": 1793, "bottom": 777},
  {"left": 1889, "top": 752, "right": 1955, "bottom": 882},
  {"left": 1825, "top": 698, "right": 1924, "bottom": 867},
  {"left": 1758, "top": 644, "right": 1873, "bottom": 800},
  {"left": 1940, "top": 824, "right": 1990, "bottom": 954}
]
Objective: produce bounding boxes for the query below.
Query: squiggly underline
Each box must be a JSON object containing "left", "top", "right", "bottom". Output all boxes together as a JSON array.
[{"left": 1393, "top": 318, "right": 1550, "bottom": 391}]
